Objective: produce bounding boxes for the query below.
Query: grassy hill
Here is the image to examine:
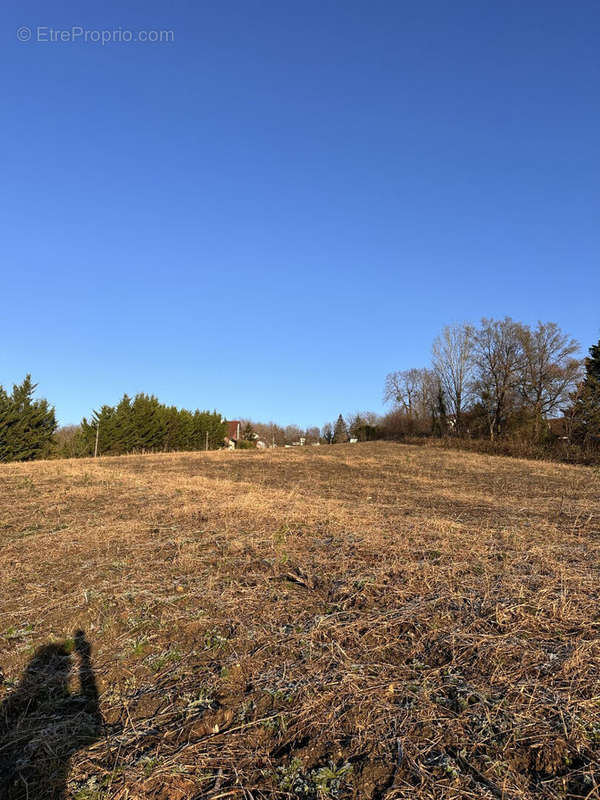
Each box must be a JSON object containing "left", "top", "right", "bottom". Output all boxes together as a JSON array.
[{"left": 1, "top": 443, "right": 599, "bottom": 799}]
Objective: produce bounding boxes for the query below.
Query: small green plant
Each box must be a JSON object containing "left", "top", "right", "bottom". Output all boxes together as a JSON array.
[
  {"left": 185, "top": 689, "right": 216, "bottom": 715},
  {"left": 150, "top": 647, "right": 181, "bottom": 672},
  {"left": 261, "top": 713, "right": 288, "bottom": 734},
  {"left": 73, "top": 777, "right": 107, "bottom": 800},
  {"left": 141, "top": 756, "right": 161, "bottom": 777},
  {"left": 275, "top": 757, "right": 352, "bottom": 798},
  {"left": 4, "top": 623, "right": 34, "bottom": 639},
  {"left": 444, "top": 763, "right": 459, "bottom": 779},
  {"left": 273, "top": 525, "right": 289, "bottom": 546},
  {"left": 267, "top": 688, "right": 295, "bottom": 703},
  {"left": 129, "top": 638, "right": 149, "bottom": 658},
  {"left": 276, "top": 758, "right": 311, "bottom": 796},
  {"left": 313, "top": 762, "right": 353, "bottom": 795},
  {"left": 73, "top": 790, "right": 105, "bottom": 800},
  {"left": 203, "top": 629, "right": 228, "bottom": 650}
]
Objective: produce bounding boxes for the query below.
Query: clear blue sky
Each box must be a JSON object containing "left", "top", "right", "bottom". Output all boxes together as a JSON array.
[{"left": 3, "top": 1, "right": 599, "bottom": 427}]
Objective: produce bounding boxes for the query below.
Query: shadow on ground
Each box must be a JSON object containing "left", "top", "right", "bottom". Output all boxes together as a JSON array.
[{"left": 0, "top": 630, "right": 102, "bottom": 800}]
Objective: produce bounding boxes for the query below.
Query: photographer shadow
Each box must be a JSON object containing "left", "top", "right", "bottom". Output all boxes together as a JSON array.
[{"left": 0, "top": 629, "right": 102, "bottom": 799}]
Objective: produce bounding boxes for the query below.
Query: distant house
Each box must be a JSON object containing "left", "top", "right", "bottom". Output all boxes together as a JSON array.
[
  {"left": 223, "top": 421, "right": 266, "bottom": 449},
  {"left": 224, "top": 420, "right": 241, "bottom": 449},
  {"left": 245, "top": 430, "right": 267, "bottom": 448}
]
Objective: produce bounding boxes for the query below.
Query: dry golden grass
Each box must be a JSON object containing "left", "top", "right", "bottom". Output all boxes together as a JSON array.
[{"left": 1, "top": 442, "right": 600, "bottom": 799}]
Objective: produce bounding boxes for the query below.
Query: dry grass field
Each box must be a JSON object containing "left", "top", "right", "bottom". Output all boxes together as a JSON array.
[{"left": 1, "top": 442, "right": 600, "bottom": 799}]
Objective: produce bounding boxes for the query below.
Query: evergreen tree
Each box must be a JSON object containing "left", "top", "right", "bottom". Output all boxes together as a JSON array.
[
  {"left": 587, "top": 340, "right": 600, "bottom": 382},
  {"left": 130, "top": 394, "right": 163, "bottom": 451},
  {"left": 196, "top": 410, "right": 226, "bottom": 449},
  {"left": 348, "top": 414, "right": 366, "bottom": 441},
  {"left": 79, "top": 394, "right": 226, "bottom": 455},
  {"left": 190, "top": 410, "right": 205, "bottom": 449},
  {"left": 113, "top": 395, "right": 134, "bottom": 452},
  {"left": 570, "top": 338, "right": 600, "bottom": 442},
  {"left": 333, "top": 414, "right": 349, "bottom": 443},
  {"left": 0, "top": 375, "right": 57, "bottom": 462},
  {"left": 242, "top": 421, "right": 256, "bottom": 441},
  {"left": 435, "top": 381, "right": 448, "bottom": 436},
  {"left": 81, "top": 405, "right": 117, "bottom": 456},
  {"left": 162, "top": 406, "right": 183, "bottom": 451}
]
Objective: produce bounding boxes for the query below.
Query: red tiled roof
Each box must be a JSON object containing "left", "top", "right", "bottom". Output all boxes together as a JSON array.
[{"left": 225, "top": 420, "right": 241, "bottom": 440}]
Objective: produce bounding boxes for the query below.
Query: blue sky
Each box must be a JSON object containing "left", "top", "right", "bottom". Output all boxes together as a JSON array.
[{"left": 3, "top": 1, "right": 599, "bottom": 427}]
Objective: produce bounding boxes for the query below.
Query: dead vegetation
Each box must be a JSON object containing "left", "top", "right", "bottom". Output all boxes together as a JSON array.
[{"left": 1, "top": 442, "right": 600, "bottom": 799}]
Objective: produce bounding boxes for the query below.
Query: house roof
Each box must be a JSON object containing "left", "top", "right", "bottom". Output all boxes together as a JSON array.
[{"left": 225, "top": 420, "right": 241, "bottom": 440}]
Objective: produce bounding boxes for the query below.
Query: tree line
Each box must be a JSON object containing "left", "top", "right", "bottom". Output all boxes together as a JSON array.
[
  {"left": 2, "top": 321, "right": 598, "bottom": 463},
  {"left": 311, "top": 323, "right": 599, "bottom": 461},
  {"left": 379, "top": 320, "right": 599, "bottom": 452},
  {"left": 239, "top": 415, "right": 354, "bottom": 447},
  {"left": 77, "top": 395, "right": 226, "bottom": 456},
  {"left": 0, "top": 383, "right": 226, "bottom": 462}
]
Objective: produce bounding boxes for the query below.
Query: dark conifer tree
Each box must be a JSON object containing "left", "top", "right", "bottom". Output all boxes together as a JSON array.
[
  {"left": 130, "top": 394, "right": 163, "bottom": 451},
  {"left": 79, "top": 395, "right": 226, "bottom": 455},
  {"left": 162, "top": 406, "right": 182, "bottom": 451},
  {"left": 113, "top": 395, "right": 134, "bottom": 452},
  {"left": 333, "top": 414, "right": 349, "bottom": 443},
  {"left": 586, "top": 340, "right": 600, "bottom": 383},
  {"left": 242, "top": 421, "right": 256, "bottom": 441},
  {"left": 570, "top": 338, "right": 600, "bottom": 442},
  {"left": 0, "top": 376, "right": 57, "bottom": 462}
]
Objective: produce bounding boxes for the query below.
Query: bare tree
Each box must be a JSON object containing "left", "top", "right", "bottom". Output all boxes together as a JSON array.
[
  {"left": 283, "top": 424, "right": 303, "bottom": 444},
  {"left": 432, "top": 323, "right": 475, "bottom": 433},
  {"left": 472, "top": 317, "right": 523, "bottom": 440},
  {"left": 321, "top": 422, "right": 334, "bottom": 444},
  {"left": 304, "top": 426, "right": 321, "bottom": 444},
  {"left": 384, "top": 368, "right": 426, "bottom": 416},
  {"left": 517, "top": 322, "right": 581, "bottom": 438}
]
